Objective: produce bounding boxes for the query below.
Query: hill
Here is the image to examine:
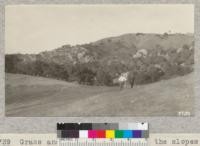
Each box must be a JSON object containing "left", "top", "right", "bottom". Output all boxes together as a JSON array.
[
  {"left": 5, "top": 33, "right": 194, "bottom": 86},
  {"left": 5, "top": 73, "right": 194, "bottom": 116}
]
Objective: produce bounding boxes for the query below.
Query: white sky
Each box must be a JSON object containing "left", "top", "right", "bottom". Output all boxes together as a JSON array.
[{"left": 5, "top": 4, "right": 194, "bottom": 54}]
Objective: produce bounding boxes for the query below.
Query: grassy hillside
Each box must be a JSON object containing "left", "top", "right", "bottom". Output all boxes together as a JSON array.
[
  {"left": 94, "top": 33, "right": 193, "bottom": 51},
  {"left": 6, "top": 73, "right": 194, "bottom": 116}
]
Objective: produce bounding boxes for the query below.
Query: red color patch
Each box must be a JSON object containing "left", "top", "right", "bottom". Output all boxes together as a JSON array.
[{"left": 97, "top": 130, "right": 105, "bottom": 138}]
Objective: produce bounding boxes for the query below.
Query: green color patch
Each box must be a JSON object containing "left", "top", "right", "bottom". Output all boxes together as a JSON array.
[{"left": 115, "top": 130, "right": 123, "bottom": 138}]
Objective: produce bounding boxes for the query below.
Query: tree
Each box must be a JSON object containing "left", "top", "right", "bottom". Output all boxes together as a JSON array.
[
  {"left": 96, "top": 68, "right": 113, "bottom": 86},
  {"left": 146, "top": 65, "right": 165, "bottom": 82},
  {"left": 5, "top": 55, "right": 21, "bottom": 73},
  {"left": 76, "top": 63, "right": 96, "bottom": 85}
]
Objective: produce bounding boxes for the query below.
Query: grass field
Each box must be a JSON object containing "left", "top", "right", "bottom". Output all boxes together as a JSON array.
[{"left": 5, "top": 73, "right": 194, "bottom": 116}]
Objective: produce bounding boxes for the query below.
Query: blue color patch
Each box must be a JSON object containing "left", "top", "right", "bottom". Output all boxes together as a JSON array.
[{"left": 123, "top": 130, "right": 132, "bottom": 138}]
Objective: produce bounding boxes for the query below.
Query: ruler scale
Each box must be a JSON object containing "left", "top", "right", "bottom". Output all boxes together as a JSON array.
[
  {"left": 59, "top": 140, "right": 148, "bottom": 146},
  {"left": 57, "top": 123, "right": 149, "bottom": 146}
]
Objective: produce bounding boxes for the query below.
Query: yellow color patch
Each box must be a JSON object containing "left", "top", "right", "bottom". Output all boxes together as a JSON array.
[{"left": 106, "top": 130, "right": 115, "bottom": 138}]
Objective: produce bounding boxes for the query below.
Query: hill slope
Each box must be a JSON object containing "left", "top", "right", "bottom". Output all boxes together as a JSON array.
[
  {"left": 5, "top": 33, "right": 194, "bottom": 86},
  {"left": 6, "top": 33, "right": 194, "bottom": 65},
  {"left": 6, "top": 73, "right": 194, "bottom": 116},
  {"left": 39, "top": 33, "right": 194, "bottom": 64}
]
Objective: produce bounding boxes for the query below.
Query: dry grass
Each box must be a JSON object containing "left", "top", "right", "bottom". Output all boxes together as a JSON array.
[{"left": 5, "top": 73, "right": 194, "bottom": 116}]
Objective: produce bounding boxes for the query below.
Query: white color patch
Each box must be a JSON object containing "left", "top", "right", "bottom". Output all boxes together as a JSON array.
[{"left": 79, "top": 130, "right": 88, "bottom": 138}]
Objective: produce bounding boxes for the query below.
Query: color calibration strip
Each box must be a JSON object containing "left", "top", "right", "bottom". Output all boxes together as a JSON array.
[{"left": 57, "top": 123, "right": 149, "bottom": 139}]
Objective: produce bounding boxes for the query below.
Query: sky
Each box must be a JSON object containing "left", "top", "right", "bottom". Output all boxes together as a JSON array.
[{"left": 5, "top": 4, "right": 194, "bottom": 54}]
